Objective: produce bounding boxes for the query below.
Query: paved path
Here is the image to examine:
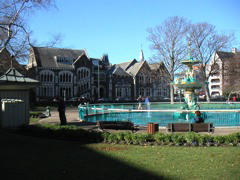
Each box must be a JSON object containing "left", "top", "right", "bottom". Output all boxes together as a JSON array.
[{"left": 37, "top": 109, "right": 240, "bottom": 135}]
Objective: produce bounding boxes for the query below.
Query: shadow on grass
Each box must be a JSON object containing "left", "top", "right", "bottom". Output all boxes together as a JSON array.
[{"left": 0, "top": 130, "right": 174, "bottom": 180}]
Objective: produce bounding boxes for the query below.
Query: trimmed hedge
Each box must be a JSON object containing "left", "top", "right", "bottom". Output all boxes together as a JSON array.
[{"left": 18, "top": 124, "right": 240, "bottom": 146}]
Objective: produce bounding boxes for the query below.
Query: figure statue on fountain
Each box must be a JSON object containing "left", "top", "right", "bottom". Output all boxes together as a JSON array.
[{"left": 174, "top": 41, "right": 202, "bottom": 112}]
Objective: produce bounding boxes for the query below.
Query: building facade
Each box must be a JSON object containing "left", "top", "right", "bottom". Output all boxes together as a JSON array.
[
  {"left": 27, "top": 46, "right": 170, "bottom": 102},
  {"left": 208, "top": 48, "right": 240, "bottom": 96}
]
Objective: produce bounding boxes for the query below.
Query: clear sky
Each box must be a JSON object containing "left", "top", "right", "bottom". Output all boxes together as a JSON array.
[{"left": 29, "top": 0, "right": 240, "bottom": 65}]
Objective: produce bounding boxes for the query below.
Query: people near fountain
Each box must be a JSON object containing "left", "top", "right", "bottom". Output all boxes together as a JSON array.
[
  {"left": 226, "top": 98, "right": 232, "bottom": 104},
  {"left": 233, "top": 96, "right": 236, "bottom": 102},
  {"left": 137, "top": 95, "right": 143, "bottom": 110},
  {"left": 194, "top": 110, "right": 204, "bottom": 123},
  {"left": 144, "top": 96, "right": 151, "bottom": 110}
]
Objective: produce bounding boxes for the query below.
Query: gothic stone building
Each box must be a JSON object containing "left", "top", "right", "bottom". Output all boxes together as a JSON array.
[{"left": 27, "top": 46, "right": 170, "bottom": 101}]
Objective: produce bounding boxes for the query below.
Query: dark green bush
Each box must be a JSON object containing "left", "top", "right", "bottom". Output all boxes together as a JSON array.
[
  {"left": 224, "top": 133, "right": 239, "bottom": 144},
  {"left": 213, "top": 135, "right": 226, "bottom": 144},
  {"left": 184, "top": 132, "right": 200, "bottom": 144},
  {"left": 171, "top": 134, "right": 186, "bottom": 145},
  {"left": 198, "top": 134, "right": 213, "bottom": 145},
  {"left": 153, "top": 132, "right": 165, "bottom": 143},
  {"left": 123, "top": 132, "right": 133, "bottom": 144},
  {"left": 17, "top": 124, "right": 240, "bottom": 146}
]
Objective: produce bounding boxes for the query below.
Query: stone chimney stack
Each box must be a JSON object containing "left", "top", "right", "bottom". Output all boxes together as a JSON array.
[{"left": 232, "top": 48, "right": 237, "bottom": 53}]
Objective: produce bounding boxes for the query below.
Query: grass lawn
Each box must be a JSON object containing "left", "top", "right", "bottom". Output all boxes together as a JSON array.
[{"left": 0, "top": 130, "right": 239, "bottom": 180}]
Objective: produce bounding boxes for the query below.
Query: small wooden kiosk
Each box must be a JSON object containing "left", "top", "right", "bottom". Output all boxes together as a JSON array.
[{"left": 0, "top": 68, "right": 39, "bottom": 128}]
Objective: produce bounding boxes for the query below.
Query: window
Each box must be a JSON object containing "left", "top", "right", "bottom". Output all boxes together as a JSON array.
[
  {"left": 116, "top": 88, "right": 121, "bottom": 97},
  {"left": 140, "top": 88, "right": 144, "bottom": 96},
  {"left": 59, "top": 71, "right": 73, "bottom": 83},
  {"left": 39, "top": 70, "right": 54, "bottom": 83},
  {"left": 146, "top": 88, "right": 151, "bottom": 96},
  {"left": 77, "top": 68, "right": 90, "bottom": 81}
]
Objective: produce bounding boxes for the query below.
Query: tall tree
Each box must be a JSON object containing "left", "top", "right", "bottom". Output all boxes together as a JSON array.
[
  {"left": 187, "top": 22, "right": 235, "bottom": 101},
  {"left": 147, "top": 16, "right": 190, "bottom": 103},
  {"left": 0, "top": 0, "right": 59, "bottom": 63}
]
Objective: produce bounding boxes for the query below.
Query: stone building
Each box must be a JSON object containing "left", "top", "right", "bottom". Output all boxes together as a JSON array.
[{"left": 26, "top": 46, "right": 170, "bottom": 102}]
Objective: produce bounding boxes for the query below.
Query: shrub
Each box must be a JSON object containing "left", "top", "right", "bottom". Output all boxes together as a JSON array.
[
  {"left": 115, "top": 132, "right": 125, "bottom": 143},
  {"left": 18, "top": 124, "right": 240, "bottom": 147},
  {"left": 224, "top": 133, "right": 239, "bottom": 144},
  {"left": 171, "top": 134, "right": 186, "bottom": 145},
  {"left": 163, "top": 134, "right": 172, "bottom": 143},
  {"left": 213, "top": 135, "right": 225, "bottom": 145},
  {"left": 101, "top": 132, "right": 110, "bottom": 143},
  {"left": 123, "top": 132, "right": 133, "bottom": 144},
  {"left": 198, "top": 134, "right": 213, "bottom": 145},
  {"left": 131, "top": 133, "right": 150, "bottom": 145},
  {"left": 107, "top": 133, "right": 118, "bottom": 144},
  {"left": 153, "top": 132, "right": 165, "bottom": 143},
  {"left": 184, "top": 132, "right": 200, "bottom": 144}
]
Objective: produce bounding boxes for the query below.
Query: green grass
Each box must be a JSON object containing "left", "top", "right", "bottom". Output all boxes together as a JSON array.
[
  {"left": 0, "top": 130, "right": 239, "bottom": 180},
  {"left": 29, "top": 117, "right": 40, "bottom": 124}
]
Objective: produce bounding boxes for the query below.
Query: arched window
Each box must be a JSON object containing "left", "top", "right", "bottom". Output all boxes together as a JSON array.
[
  {"left": 59, "top": 71, "right": 73, "bottom": 83},
  {"left": 39, "top": 70, "right": 54, "bottom": 83},
  {"left": 77, "top": 67, "right": 90, "bottom": 81}
]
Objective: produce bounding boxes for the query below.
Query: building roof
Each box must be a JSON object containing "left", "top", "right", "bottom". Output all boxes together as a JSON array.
[
  {"left": 31, "top": 46, "right": 86, "bottom": 68},
  {"left": 0, "top": 68, "right": 39, "bottom": 85},
  {"left": 216, "top": 51, "right": 240, "bottom": 61},
  {"left": 118, "top": 59, "right": 138, "bottom": 71},
  {"left": 0, "top": 48, "right": 27, "bottom": 76},
  {"left": 149, "top": 62, "right": 165, "bottom": 70},
  {"left": 126, "top": 61, "right": 145, "bottom": 76},
  {"left": 107, "top": 65, "right": 131, "bottom": 77}
]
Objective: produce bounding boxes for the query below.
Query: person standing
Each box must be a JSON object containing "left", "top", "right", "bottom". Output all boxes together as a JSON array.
[
  {"left": 233, "top": 96, "right": 236, "bottom": 102},
  {"left": 144, "top": 96, "right": 151, "bottom": 117},
  {"left": 144, "top": 96, "right": 150, "bottom": 110},
  {"left": 137, "top": 95, "right": 143, "bottom": 110},
  {"left": 58, "top": 98, "right": 67, "bottom": 125}
]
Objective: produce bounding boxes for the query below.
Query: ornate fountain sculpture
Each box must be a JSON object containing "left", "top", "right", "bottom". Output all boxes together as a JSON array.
[{"left": 173, "top": 43, "right": 203, "bottom": 119}]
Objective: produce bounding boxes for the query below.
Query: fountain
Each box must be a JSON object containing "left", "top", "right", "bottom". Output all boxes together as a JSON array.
[{"left": 173, "top": 43, "right": 203, "bottom": 120}]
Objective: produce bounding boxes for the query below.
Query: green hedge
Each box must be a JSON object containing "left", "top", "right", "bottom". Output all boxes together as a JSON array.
[{"left": 18, "top": 124, "right": 240, "bottom": 146}]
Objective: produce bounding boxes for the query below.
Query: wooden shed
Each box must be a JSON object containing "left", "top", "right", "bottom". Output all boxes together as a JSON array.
[{"left": 0, "top": 68, "right": 39, "bottom": 128}]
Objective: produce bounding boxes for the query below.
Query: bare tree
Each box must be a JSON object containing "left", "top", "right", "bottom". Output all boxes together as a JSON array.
[
  {"left": 0, "top": 0, "right": 59, "bottom": 63},
  {"left": 188, "top": 22, "right": 235, "bottom": 101},
  {"left": 147, "top": 16, "right": 190, "bottom": 103}
]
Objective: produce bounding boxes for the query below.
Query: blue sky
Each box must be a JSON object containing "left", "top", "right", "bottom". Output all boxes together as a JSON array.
[{"left": 29, "top": 0, "right": 240, "bottom": 65}]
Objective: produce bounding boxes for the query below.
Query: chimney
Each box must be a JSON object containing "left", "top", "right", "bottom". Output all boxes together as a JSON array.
[{"left": 232, "top": 48, "right": 237, "bottom": 53}]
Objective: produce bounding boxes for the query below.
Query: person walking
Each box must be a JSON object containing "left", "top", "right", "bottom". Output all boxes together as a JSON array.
[{"left": 58, "top": 98, "right": 67, "bottom": 125}]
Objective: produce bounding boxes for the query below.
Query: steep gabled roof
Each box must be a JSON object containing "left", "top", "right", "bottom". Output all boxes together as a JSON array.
[
  {"left": 149, "top": 62, "right": 164, "bottom": 70},
  {"left": 107, "top": 65, "right": 131, "bottom": 77},
  {"left": 118, "top": 59, "right": 138, "bottom": 71},
  {"left": 126, "top": 61, "right": 146, "bottom": 76},
  {"left": 0, "top": 48, "right": 27, "bottom": 76},
  {"left": 31, "top": 46, "right": 86, "bottom": 68},
  {"left": 73, "top": 53, "right": 90, "bottom": 66}
]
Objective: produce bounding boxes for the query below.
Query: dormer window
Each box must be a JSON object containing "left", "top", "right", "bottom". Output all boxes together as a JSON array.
[{"left": 54, "top": 56, "right": 73, "bottom": 64}]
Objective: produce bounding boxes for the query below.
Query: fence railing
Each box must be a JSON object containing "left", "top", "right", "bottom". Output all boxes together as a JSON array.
[{"left": 78, "top": 103, "right": 240, "bottom": 126}]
